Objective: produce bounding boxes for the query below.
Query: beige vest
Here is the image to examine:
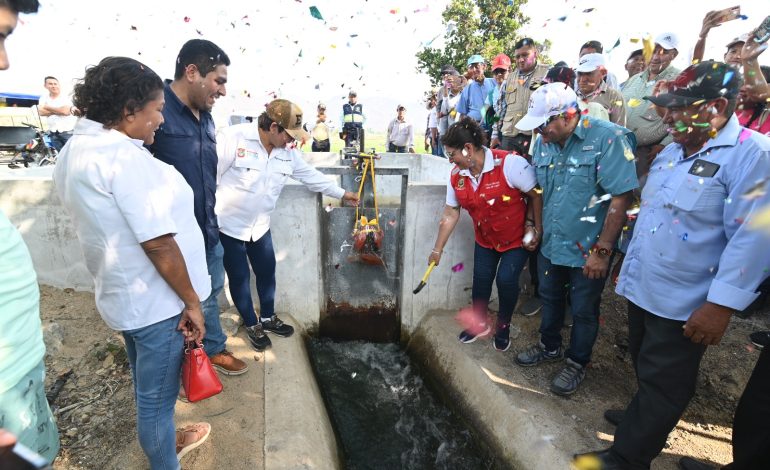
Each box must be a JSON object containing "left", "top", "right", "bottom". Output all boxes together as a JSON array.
[{"left": 500, "top": 63, "right": 549, "bottom": 137}]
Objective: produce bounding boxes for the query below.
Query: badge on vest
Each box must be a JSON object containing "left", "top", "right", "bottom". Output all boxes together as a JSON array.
[
  {"left": 582, "top": 145, "right": 594, "bottom": 151},
  {"left": 457, "top": 178, "right": 465, "bottom": 189},
  {"left": 237, "top": 148, "right": 246, "bottom": 158}
]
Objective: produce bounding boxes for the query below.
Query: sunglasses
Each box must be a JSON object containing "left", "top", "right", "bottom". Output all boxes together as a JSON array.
[{"left": 537, "top": 114, "right": 562, "bottom": 132}]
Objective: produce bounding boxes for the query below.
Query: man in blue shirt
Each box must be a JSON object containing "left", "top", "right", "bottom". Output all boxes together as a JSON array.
[
  {"left": 576, "top": 62, "right": 770, "bottom": 470},
  {"left": 149, "top": 39, "right": 248, "bottom": 376},
  {"left": 456, "top": 54, "right": 497, "bottom": 127},
  {"left": 513, "top": 83, "right": 638, "bottom": 396}
]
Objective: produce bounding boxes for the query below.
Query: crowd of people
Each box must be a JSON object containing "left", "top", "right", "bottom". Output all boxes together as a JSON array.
[
  {"left": 424, "top": 12, "right": 770, "bottom": 470},
  {"left": 1, "top": 0, "right": 769, "bottom": 469}
]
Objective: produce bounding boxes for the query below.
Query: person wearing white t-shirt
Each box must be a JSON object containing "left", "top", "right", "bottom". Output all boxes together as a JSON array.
[
  {"left": 37, "top": 76, "right": 77, "bottom": 151},
  {"left": 216, "top": 99, "right": 359, "bottom": 352},
  {"left": 53, "top": 57, "right": 212, "bottom": 469},
  {"left": 428, "top": 118, "right": 542, "bottom": 352},
  {"left": 386, "top": 105, "right": 414, "bottom": 153}
]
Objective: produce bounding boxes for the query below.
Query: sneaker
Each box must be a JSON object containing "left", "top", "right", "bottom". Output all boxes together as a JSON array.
[
  {"left": 176, "top": 422, "right": 211, "bottom": 460},
  {"left": 603, "top": 408, "right": 625, "bottom": 426},
  {"left": 210, "top": 350, "right": 248, "bottom": 376},
  {"left": 678, "top": 456, "right": 716, "bottom": 470},
  {"left": 261, "top": 316, "right": 294, "bottom": 337},
  {"left": 458, "top": 324, "right": 491, "bottom": 344},
  {"left": 519, "top": 296, "right": 542, "bottom": 316},
  {"left": 515, "top": 342, "right": 562, "bottom": 367},
  {"left": 246, "top": 324, "right": 272, "bottom": 351},
  {"left": 493, "top": 324, "right": 510, "bottom": 352},
  {"left": 749, "top": 330, "right": 770, "bottom": 350},
  {"left": 550, "top": 358, "right": 586, "bottom": 396}
]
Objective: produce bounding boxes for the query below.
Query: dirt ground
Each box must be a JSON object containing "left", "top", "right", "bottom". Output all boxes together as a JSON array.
[
  {"left": 40, "top": 282, "right": 768, "bottom": 469},
  {"left": 41, "top": 286, "right": 264, "bottom": 470}
]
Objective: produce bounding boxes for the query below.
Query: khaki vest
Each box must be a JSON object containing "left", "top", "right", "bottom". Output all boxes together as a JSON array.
[{"left": 500, "top": 63, "right": 549, "bottom": 137}]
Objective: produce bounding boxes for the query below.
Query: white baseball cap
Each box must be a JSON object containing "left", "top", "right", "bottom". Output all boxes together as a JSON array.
[
  {"left": 655, "top": 32, "right": 679, "bottom": 51},
  {"left": 575, "top": 53, "right": 606, "bottom": 73},
  {"left": 515, "top": 82, "right": 578, "bottom": 132}
]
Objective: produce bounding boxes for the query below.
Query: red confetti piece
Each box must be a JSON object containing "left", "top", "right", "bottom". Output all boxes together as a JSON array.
[
  {"left": 451, "top": 263, "right": 464, "bottom": 272},
  {"left": 183, "top": 16, "right": 191, "bottom": 23},
  {"left": 454, "top": 307, "right": 488, "bottom": 336}
]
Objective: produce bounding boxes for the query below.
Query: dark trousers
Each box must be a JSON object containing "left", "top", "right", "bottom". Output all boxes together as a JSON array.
[
  {"left": 724, "top": 346, "right": 770, "bottom": 470},
  {"left": 387, "top": 142, "right": 406, "bottom": 153},
  {"left": 220, "top": 230, "right": 276, "bottom": 327},
  {"left": 537, "top": 253, "right": 606, "bottom": 366},
  {"left": 611, "top": 302, "right": 707, "bottom": 470},
  {"left": 472, "top": 243, "right": 529, "bottom": 328},
  {"left": 500, "top": 134, "right": 532, "bottom": 156},
  {"left": 48, "top": 131, "right": 72, "bottom": 152},
  {"left": 312, "top": 139, "right": 330, "bottom": 152}
]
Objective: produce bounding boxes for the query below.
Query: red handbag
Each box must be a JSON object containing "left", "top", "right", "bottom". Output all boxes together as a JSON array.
[{"left": 181, "top": 341, "right": 223, "bottom": 402}]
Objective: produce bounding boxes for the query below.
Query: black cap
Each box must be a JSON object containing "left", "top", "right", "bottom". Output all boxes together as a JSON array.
[
  {"left": 514, "top": 37, "right": 535, "bottom": 50},
  {"left": 645, "top": 61, "right": 743, "bottom": 108},
  {"left": 545, "top": 66, "right": 576, "bottom": 86},
  {"left": 440, "top": 64, "right": 459, "bottom": 75}
]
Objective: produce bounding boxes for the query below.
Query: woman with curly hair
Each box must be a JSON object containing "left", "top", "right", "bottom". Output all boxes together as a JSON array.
[
  {"left": 428, "top": 117, "right": 542, "bottom": 351},
  {"left": 53, "top": 57, "right": 212, "bottom": 469}
]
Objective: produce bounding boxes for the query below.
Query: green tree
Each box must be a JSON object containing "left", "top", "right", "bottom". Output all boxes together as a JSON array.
[{"left": 416, "top": 0, "right": 531, "bottom": 86}]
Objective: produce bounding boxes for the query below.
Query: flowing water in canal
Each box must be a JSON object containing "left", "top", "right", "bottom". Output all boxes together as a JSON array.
[{"left": 307, "top": 338, "right": 499, "bottom": 470}]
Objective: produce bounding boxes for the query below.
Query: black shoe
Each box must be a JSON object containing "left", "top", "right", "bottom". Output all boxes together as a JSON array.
[
  {"left": 261, "top": 316, "right": 294, "bottom": 337},
  {"left": 572, "top": 449, "right": 623, "bottom": 470},
  {"left": 604, "top": 409, "right": 625, "bottom": 426},
  {"left": 245, "top": 324, "right": 272, "bottom": 351},
  {"left": 750, "top": 330, "right": 770, "bottom": 350},
  {"left": 678, "top": 456, "right": 716, "bottom": 470}
]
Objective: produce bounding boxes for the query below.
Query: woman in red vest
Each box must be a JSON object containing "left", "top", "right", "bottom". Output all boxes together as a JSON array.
[{"left": 429, "top": 117, "right": 542, "bottom": 351}]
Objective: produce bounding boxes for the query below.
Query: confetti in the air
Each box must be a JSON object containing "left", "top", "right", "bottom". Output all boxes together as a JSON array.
[{"left": 451, "top": 263, "right": 464, "bottom": 272}]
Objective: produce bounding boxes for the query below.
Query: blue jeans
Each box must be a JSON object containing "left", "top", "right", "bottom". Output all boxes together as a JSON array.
[
  {"left": 472, "top": 243, "right": 529, "bottom": 328},
  {"left": 122, "top": 314, "right": 184, "bottom": 470},
  {"left": 537, "top": 252, "right": 606, "bottom": 366},
  {"left": 220, "top": 231, "right": 276, "bottom": 327},
  {"left": 201, "top": 241, "right": 227, "bottom": 356}
]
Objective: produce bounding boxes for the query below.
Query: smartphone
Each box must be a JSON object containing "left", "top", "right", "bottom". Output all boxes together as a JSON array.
[
  {"left": 755, "top": 15, "right": 770, "bottom": 44},
  {"left": 715, "top": 5, "right": 741, "bottom": 25},
  {"left": 0, "top": 442, "right": 52, "bottom": 469}
]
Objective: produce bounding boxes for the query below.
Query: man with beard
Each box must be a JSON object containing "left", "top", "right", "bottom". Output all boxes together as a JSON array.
[
  {"left": 149, "top": 39, "right": 248, "bottom": 377},
  {"left": 456, "top": 54, "right": 496, "bottom": 126}
]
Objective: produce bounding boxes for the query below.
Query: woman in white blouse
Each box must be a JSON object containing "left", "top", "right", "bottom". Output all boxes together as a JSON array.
[{"left": 53, "top": 57, "right": 212, "bottom": 469}]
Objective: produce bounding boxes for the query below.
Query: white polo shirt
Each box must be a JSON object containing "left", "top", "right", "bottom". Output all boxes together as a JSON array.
[
  {"left": 53, "top": 119, "right": 211, "bottom": 331},
  {"left": 216, "top": 123, "right": 345, "bottom": 242}
]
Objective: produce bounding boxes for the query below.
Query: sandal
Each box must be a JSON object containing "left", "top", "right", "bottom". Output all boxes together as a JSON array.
[{"left": 175, "top": 422, "right": 211, "bottom": 460}]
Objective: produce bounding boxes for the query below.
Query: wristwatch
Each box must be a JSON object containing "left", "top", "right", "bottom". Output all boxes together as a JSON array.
[{"left": 594, "top": 246, "right": 612, "bottom": 257}]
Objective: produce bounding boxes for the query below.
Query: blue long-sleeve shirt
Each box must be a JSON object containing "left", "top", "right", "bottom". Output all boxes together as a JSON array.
[
  {"left": 456, "top": 78, "right": 496, "bottom": 122},
  {"left": 616, "top": 115, "right": 770, "bottom": 320},
  {"left": 148, "top": 83, "right": 219, "bottom": 249}
]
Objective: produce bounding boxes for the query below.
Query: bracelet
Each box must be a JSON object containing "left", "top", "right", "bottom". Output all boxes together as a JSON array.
[{"left": 431, "top": 249, "right": 442, "bottom": 254}]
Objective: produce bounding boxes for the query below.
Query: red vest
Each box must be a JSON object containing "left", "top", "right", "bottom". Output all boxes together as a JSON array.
[{"left": 450, "top": 150, "right": 526, "bottom": 251}]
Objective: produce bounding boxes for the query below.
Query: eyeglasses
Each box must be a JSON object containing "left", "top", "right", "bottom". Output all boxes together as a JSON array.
[
  {"left": 493, "top": 69, "right": 508, "bottom": 75},
  {"left": 536, "top": 114, "right": 562, "bottom": 132}
]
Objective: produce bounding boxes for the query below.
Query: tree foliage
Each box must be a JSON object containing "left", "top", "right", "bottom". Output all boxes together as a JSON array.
[{"left": 416, "top": 0, "right": 531, "bottom": 87}]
